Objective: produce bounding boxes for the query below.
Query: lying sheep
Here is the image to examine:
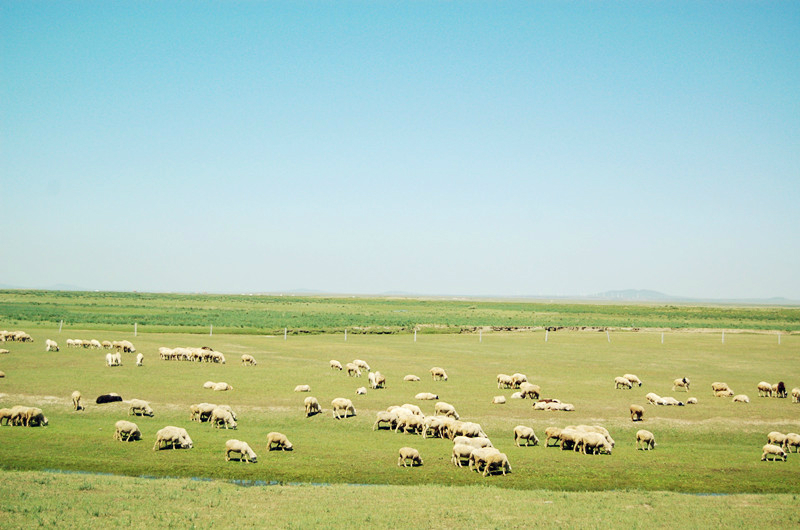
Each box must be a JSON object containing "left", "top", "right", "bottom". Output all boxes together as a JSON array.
[
  {"left": 0, "top": 349, "right": 9, "bottom": 354},
  {"left": 491, "top": 396, "right": 506, "bottom": 405},
  {"left": 203, "top": 381, "right": 216, "bottom": 389},
  {"left": 71, "top": 390, "right": 83, "bottom": 411},
  {"left": 331, "top": 397, "right": 356, "bottom": 419},
  {"left": 636, "top": 429, "right": 656, "bottom": 450},
  {"left": 519, "top": 382, "right": 541, "bottom": 400},
  {"left": 330, "top": 360, "right": 342, "bottom": 370},
  {"left": 96, "top": 393, "right": 123, "bottom": 404},
  {"left": 267, "top": 431, "right": 293, "bottom": 451},
  {"left": 153, "top": 426, "right": 193, "bottom": 450},
  {"left": 732, "top": 394, "right": 750, "bottom": 403},
  {"left": 0, "top": 370, "right": 5, "bottom": 378},
  {"left": 345, "top": 363, "right": 361, "bottom": 377},
  {"left": 510, "top": 392, "right": 523, "bottom": 399},
  {"left": 623, "top": 374, "right": 642, "bottom": 386},
  {"left": 210, "top": 407, "right": 237, "bottom": 429},
  {"left": 630, "top": 404, "right": 645, "bottom": 422},
  {"left": 783, "top": 433, "right": 800, "bottom": 453},
  {"left": 398, "top": 447, "right": 423, "bottom": 467},
  {"left": 225, "top": 439, "right": 258, "bottom": 463},
  {"left": 113, "top": 420, "right": 141, "bottom": 442},
  {"left": 430, "top": 367, "right": 448, "bottom": 381},
  {"left": 213, "top": 382, "right": 233, "bottom": 392},
  {"left": 757, "top": 381, "right": 773, "bottom": 397},
  {"left": 415, "top": 392, "right": 438, "bottom": 400},
  {"left": 686, "top": 397, "right": 698, "bottom": 404},
  {"left": 614, "top": 376, "right": 632, "bottom": 390},
  {"left": 45, "top": 339, "right": 59, "bottom": 352},
  {"left": 451, "top": 443, "right": 475, "bottom": 467},
  {"left": 761, "top": 444, "right": 787, "bottom": 462},
  {"left": 294, "top": 384, "right": 311, "bottom": 393},
  {"left": 404, "top": 374, "right": 421, "bottom": 382},
  {"left": 482, "top": 452, "right": 512, "bottom": 476},
  {"left": 657, "top": 396, "right": 684, "bottom": 406},
  {"left": 545, "top": 402, "right": 575, "bottom": 411},
  {"left": 304, "top": 396, "right": 321, "bottom": 417},
  {"left": 129, "top": 399, "right": 154, "bottom": 417},
  {"left": 513, "top": 425, "right": 539, "bottom": 447},
  {"left": 672, "top": 377, "right": 690, "bottom": 392},
  {"left": 434, "top": 402, "right": 459, "bottom": 419},
  {"left": 714, "top": 389, "right": 734, "bottom": 398}
]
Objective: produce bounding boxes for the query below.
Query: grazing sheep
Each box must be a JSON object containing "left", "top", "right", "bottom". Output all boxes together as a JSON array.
[
  {"left": 482, "top": 452, "right": 512, "bottom": 476},
  {"left": 136, "top": 353, "right": 143, "bottom": 366},
  {"left": 395, "top": 414, "right": 424, "bottom": 435},
  {"left": 558, "top": 429, "right": 586, "bottom": 452},
  {"left": 373, "top": 372, "right": 387, "bottom": 389},
  {"left": 468, "top": 447, "right": 501, "bottom": 473},
  {"left": 353, "top": 359, "right": 371, "bottom": 372},
  {"left": 757, "top": 381, "right": 773, "bottom": 397},
  {"left": 294, "top": 384, "right": 311, "bottom": 393},
  {"left": 95, "top": 393, "right": 123, "bottom": 404},
  {"left": 129, "top": 399, "right": 154, "bottom": 417},
  {"left": 15, "top": 407, "right": 48, "bottom": 427},
  {"left": 304, "top": 396, "right": 321, "bottom": 417},
  {"left": 491, "top": 396, "right": 506, "bottom": 405},
  {"left": 113, "top": 420, "right": 141, "bottom": 442},
  {"left": 771, "top": 383, "right": 779, "bottom": 397},
  {"left": 544, "top": 427, "right": 563, "bottom": 447},
  {"left": 105, "top": 353, "right": 114, "bottom": 367},
  {"left": 71, "top": 390, "right": 83, "bottom": 411},
  {"left": 571, "top": 425, "right": 615, "bottom": 448},
  {"left": 453, "top": 435, "right": 493, "bottom": 449},
  {"left": 783, "top": 433, "right": 800, "bottom": 453},
  {"left": 404, "top": 374, "right": 421, "bottom": 382},
  {"left": 210, "top": 407, "right": 237, "bottom": 430},
  {"left": 434, "top": 402, "right": 459, "bottom": 419},
  {"left": 672, "top": 377, "right": 690, "bottom": 392},
  {"left": 400, "top": 403, "right": 423, "bottom": 416},
  {"left": 89, "top": 339, "right": 102, "bottom": 349},
  {"left": 510, "top": 373, "right": 528, "bottom": 388},
  {"left": 153, "top": 426, "right": 193, "bottom": 450},
  {"left": 415, "top": 392, "right": 438, "bottom": 400},
  {"left": 45, "top": 339, "right": 59, "bottom": 352},
  {"left": 213, "top": 382, "right": 233, "bottom": 392},
  {"left": 767, "top": 431, "right": 788, "bottom": 446},
  {"left": 451, "top": 443, "right": 475, "bottom": 467},
  {"left": 761, "top": 444, "right": 787, "bottom": 462},
  {"left": 0, "top": 371, "right": 4, "bottom": 378},
  {"left": 636, "top": 429, "right": 656, "bottom": 450},
  {"left": 614, "top": 376, "right": 632, "bottom": 390},
  {"left": 579, "top": 432, "right": 612, "bottom": 455},
  {"left": 513, "top": 425, "right": 539, "bottom": 447},
  {"left": 645, "top": 392, "right": 661, "bottom": 405},
  {"left": 793, "top": 388, "right": 800, "bottom": 403},
  {"left": 241, "top": 354, "right": 257, "bottom": 366},
  {"left": 373, "top": 410, "right": 399, "bottom": 431},
  {"left": 454, "top": 421, "right": 488, "bottom": 439},
  {"left": 0, "top": 408, "right": 13, "bottom": 426},
  {"left": 519, "top": 382, "right": 541, "bottom": 400},
  {"left": 345, "top": 363, "right": 362, "bottom": 377},
  {"left": 623, "top": 374, "right": 642, "bottom": 386},
  {"left": 225, "top": 439, "right": 258, "bottom": 463},
  {"left": 355, "top": 387, "right": 367, "bottom": 395},
  {"left": 430, "top": 367, "right": 448, "bottom": 381},
  {"left": 732, "top": 394, "right": 750, "bottom": 403},
  {"left": 714, "top": 389, "right": 734, "bottom": 398},
  {"left": 331, "top": 397, "right": 356, "bottom": 419},
  {"left": 686, "top": 397, "right": 698, "bottom": 404},
  {"left": 630, "top": 405, "right": 644, "bottom": 422},
  {"left": 267, "top": 431, "right": 294, "bottom": 451},
  {"left": 191, "top": 403, "right": 217, "bottom": 422},
  {"left": 102, "top": 340, "right": 113, "bottom": 349},
  {"left": 329, "top": 360, "right": 342, "bottom": 370},
  {"left": 398, "top": 447, "right": 423, "bottom": 467},
  {"left": 775, "top": 382, "right": 787, "bottom": 399},
  {"left": 421, "top": 416, "right": 447, "bottom": 439},
  {"left": 711, "top": 382, "right": 731, "bottom": 393},
  {"left": 497, "top": 374, "right": 513, "bottom": 389}
]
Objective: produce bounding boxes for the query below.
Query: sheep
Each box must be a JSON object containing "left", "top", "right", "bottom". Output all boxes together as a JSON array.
[
  {"left": 545, "top": 402, "right": 575, "bottom": 411},
  {"left": 404, "top": 374, "right": 421, "bottom": 382},
  {"left": 559, "top": 429, "right": 585, "bottom": 452},
  {"left": 136, "top": 353, "right": 143, "bottom": 366},
  {"left": 267, "top": 431, "right": 293, "bottom": 451},
  {"left": 0, "top": 408, "right": 13, "bottom": 426},
  {"left": 510, "top": 373, "right": 528, "bottom": 388},
  {"left": 345, "top": 363, "right": 361, "bottom": 377},
  {"left": 761, "top": 444, "right": 787, "bottom": 462},
  {"left": 711, "top": 382, "right": 730, "bottom": 393},
  {"left": 129, "top": 399, "right": 154, "bottom": 417},
  {"left": 645, "top": 392, "right": 661, "bottom": 405},
  {"left": 672, "top": 377, "right": 690, "bottom": 392},
  {"left": 213, "top": 382, "right": 233, "bottom": 392},
  {"left": 11, "top": 406, "right": 48, "bottom": 427},
  {"left": 771, "top": 383, "right": 779, "bottom": 397},
  {"left": 497, "top": 374, "right": 513, "bottom": 389},
  {"left": 415, "top": 392, "right": 438, "bottom": 400},
  {"left": 451, "top": 443, "right": 475, "bottom": 467},
  {"left": 491, "top": 396, "right": 506, "bottom": 405},
  {"left": 66, "top": 339, "right": 76, "bottom": 348},
  {"left": 572, "top": 425, "right": 615, "bottom": 448},
  {"left": 519, "top": 382, "right": 541, "bottom": 400},
  {"left": 714, "top": 389, "right": 734, "bottom": 398},
  {"left": 614, "top": 376, "right": 632, "bottom": 390},
  {"left": 468, "top": 447, "right": 500, "bottom": 473},
  {"left": 532, "top": 401, "right": 548, "bottom": 411},
  {"left": 793, "top": 388, "right": 800, "bottom": 403},
  {"left": 102, "top": 340, "right": 113, "bottom": 349},
  {"left": 400, "top": 403, "right": 423, "bottom": 416},
  {"left": 398, "top": 447, "right": 423, "bottom": 467},
  {"left": 657, "top": 396, "right": 685, "bottom": 406},
  {"left": 329, "top": 360, "right": 342, "bottom": 370},
  {"left": 0, "top": 371, "right": 4, "bottom": 378},
  {"left": 430, "top": 367, "right": 448, "bottom": 381},
  {"left": 353, "top": 359, "right": 371, "bottom": 372},
  {"left": 113, "top": 420, "right": 141, "bottom": 442},
  {"left": 0, "top": 348, "right": 9, "bottom": 354},
  {"left": 105, "top": 353, "right": 114, "bottom": 367},
  {"left": 783, "top": 433, "right": 800, "bottom": 453},
  {"left": 421, "top": 416, "right": 447, "bottom": 439},
  {"left": 303, "top": 396, "right": 321, "bottom": 417},
  {"left": 623, "top": 374, "right": 642, "bottom": 386},
  {"left": 373, "top": 410, "right": 399, "bottom": 431},
  {"left": 95, "top": 393, "right": 123, "bottom": 404},
  {"left": 579, "top": 432, "right": 612, "bottom": 455},
  {"left": 454, "top": 421, "right": 488, "bottom": 439},
  {"left": 153, "top": 426, "right": 193, "bottom": 450},
  {"left": 203, "top": 381, "right": 216, "bottom": 389},
  {"left": 434, "top": 402, "right": 459, "bottom": 420},
  {"left": 238, "top": 354, "right": 256, "bottom": 366},
  {"left": 544, "top": 427, "right": 563, "bottom": 447},
  {"left": 373, "top": 372, "right": 387, "bottom": 389},
  {"left": 636, "top": 429, "right": 656, "bottom": 450},
  {"left": 45, "top": 339, "right": 59, "bottom": 352},
  {"left": 775, "top": 382, "right": 787, "bottom": 398},
  {"left": 513, "top": 425, "right": 539, "bottom": 447},
  {"left": 767, "top": 431, "right": 787, "bottom": 446},
  {"left": 437, "top": 416, "right": 459, "bottom": 440},
  {"left": 225, "top": 439, "right": 258, "bottom": 463},
  {"left": 732, "top": 394, "right": 750, "bottom": 403},
  {"left": 331, "top": 397, "right": 356, "bottom": 419},
  {"left": 191, "top": 403, "right": 217, "bottom": 422},
  {"left": 453, "top": 435, "right": 493, "bottom": 449},
  {"left": 396, "top": 414, "right": 424, "bottom": 435},
  {"left": 71, "top": 390, "right": 83, "bottom": 411},
  {"left": 630, "top": 404, "right": 645, "bottom": 422},
  {"left": 757, "top": 381, "right": 773, "bottom": 397},
  {"left": 210, "top": 407, "right": 237, "bottom": 429},
  {"left": 355, "top": 387, "right": 367, "bottom": 395},
  {"left": 686, "top": 397, "right": 698, "bottom": 404},
  {"left": 510, "top": 392, "right": 523, "bottom": 399},
  {"left": 90, "top": 339, "right": 102, "bottom": 349},
  {"left": 482, "top": 452, "right": 512, "bottom": 476},
  {"left": 294, "top": 384, "right": 311, "bottom": 393}
]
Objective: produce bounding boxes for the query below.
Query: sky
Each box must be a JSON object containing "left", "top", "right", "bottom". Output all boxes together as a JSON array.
[{"left": 2, "top": 1, "right": 798, "bottom": 299}]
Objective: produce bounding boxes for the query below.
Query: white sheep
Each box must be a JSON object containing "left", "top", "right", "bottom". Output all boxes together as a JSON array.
[
  {"left": 129, "top": 399, "right": 154, "bottom": 417},
  {"left": 210, "top": 407, "right": 237, "bottom": 429},
  {"left": 203, "top": 381, "right": 216, "bottom": 389},
  {"left": 136, "top": 353, "right": 143, "bottom": 366},
  {"left": 345, "top": 363, "right": 362, "bottom": 377},
  {"left": 767, "top": 431, "right": 787, "bottom": 446},
  {"left": 267, "top": 431, "right": 293, "bottom": 451},
  {"left": 636, "top": 429, "right": 656, "bottom": 450},
  {"left": 421, "top": 416, "right": 446, "bottom": 439},
  {"left": 510, "top": 392, "right": 523, "bottom": 399},
  {"left": 241, "top": 354, "right": 257, "bottom": 366},
  {"left": 294, "top": 384, "right": 311, "bottom": 393},
  {"left": 614, "top": 376, "right": 632, "bottom": 389},
  {"left": 496, "top": 374, "right": 513, "bottom": 389},
  {"left": 398, "top": 447, "right": 423, "bottom": 467},
  {"left": 686, "top": 397, "right": 698, "bottom": 404},
  {"left": 152, "top": 426, "right": 193, "bottom": 450},
  {"left": 519, "top": 382, "right": 541, "bottom": 400},
  {"left": 579, "top": 432, "right": 612, "bottom": 455},
  {"left": 90, "top": 339, "right": 102, "bottom": 349},
  {"left": 544, "top": 427, "right": 563, "bottom": 447},
  {"left": 714, "top": 389, "right": 734, "bottom": 398},
  {"left": 793, "top": 387, "right": 800, "bottom": 403},
  {"left": 451, "top": 443, "right": 475, "bottom": 467},
  {"left": 330, "top": 360, "right": 342, "bottom": 370},
  {"left": 513, "top": 425, "right": 539, "bottom": 447},
  {"left": 430, "top": 367, "right": 448, "bottom": 381},
  {"left": 453, "top": 435, "right": 493, "bottom": 449},
  {"left": 510, "top": 373, "right": 528, "bottom": 388},
  {"left": 395, "top": 414, "right": 424, "bottom": 435},
  {"left": 415, "top": 392, "right": 439, "bottom": 401},
  {"left": 113, "top": 420, "right": 141, "bottom": 442},
  {"left": 732, "top": 394, "right": 750, "bottom": 403},
  {"left": 45, "top": 339, "right": 59, "bottom": 352},
  {"left": 761, "top": 444, "right": 787, "bottom": 462},
  {"left": 225, "top": 439, "right": 258, "bottom": 463},
  {"left": 434, "top": 402, "right": 459, "bottom": 419},
  {"left": 373, "top": 410, "right": 399, "bottom": 431},
  {"left": 468, "top": 447, "right": 500, "bottom": 473},
  {"left": 191, "top": 402, "right": 217, "bottom": 422},
  {"left": 400, "top": 403, "right": 423, "bottom": 416},
  {"left": 213, "top": 382, "right": 233, "bottom": 392},
  {"left": 353, "top": 359, "right": 371, "bottom": 372},
  {"left": 657, "top": 396, "right": 684, "bottom": 406},
  {"left": 304, "top": 396, "right": 321, "bottom": 417},
  {"left": 331, "top": 397, "right": 356, "bottom": 419},
  {"left": 757, "top": 381, "right": 773, "bottom": 397},
  {"left": 711, "top": 382, "right": 731, "bottom": 393},
  {"left": 630, "top": 404, "right": 645, "bottom": 421},
  {"left": 403, "top": 374, "right": 421, "bottom": 382},
  {"left": 355, "top": 387, "right": 367, "bottom": 395},
  {"left": 623, "top": 374, "right": 642, "bottom": 386},
  {"left": 783, "top": 433, "right": 800, "bottom": 453},
  {"left": 482, "top": 452, "right": 512, "bottom": 476},
  {"left": 71, "top": 390, "right": 83, "bottom": 411},
  {"left": 672, "top": 377, "right": 690, "bottom": 391},
  {"left": 491, "top": 395, "right": 506, "bottom": 405}
]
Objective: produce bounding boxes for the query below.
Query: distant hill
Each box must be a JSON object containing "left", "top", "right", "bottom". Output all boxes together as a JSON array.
[{"left": 590, "top": 289, "right": 676, "bottom": 302}]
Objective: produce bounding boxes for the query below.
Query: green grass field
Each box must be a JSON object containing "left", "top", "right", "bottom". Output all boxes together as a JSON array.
[{"left": 1, "top": 294, "right": 800, "bottom": 526}]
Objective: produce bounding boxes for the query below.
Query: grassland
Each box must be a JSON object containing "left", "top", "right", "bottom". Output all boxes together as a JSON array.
[{"left": 1, "top": 293, "right": 799, "bottom": 527}]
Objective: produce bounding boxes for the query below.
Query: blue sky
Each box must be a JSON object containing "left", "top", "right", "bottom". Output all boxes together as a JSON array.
[{"left": 2, "top": 1, "right": 798, "bottom": 299}]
